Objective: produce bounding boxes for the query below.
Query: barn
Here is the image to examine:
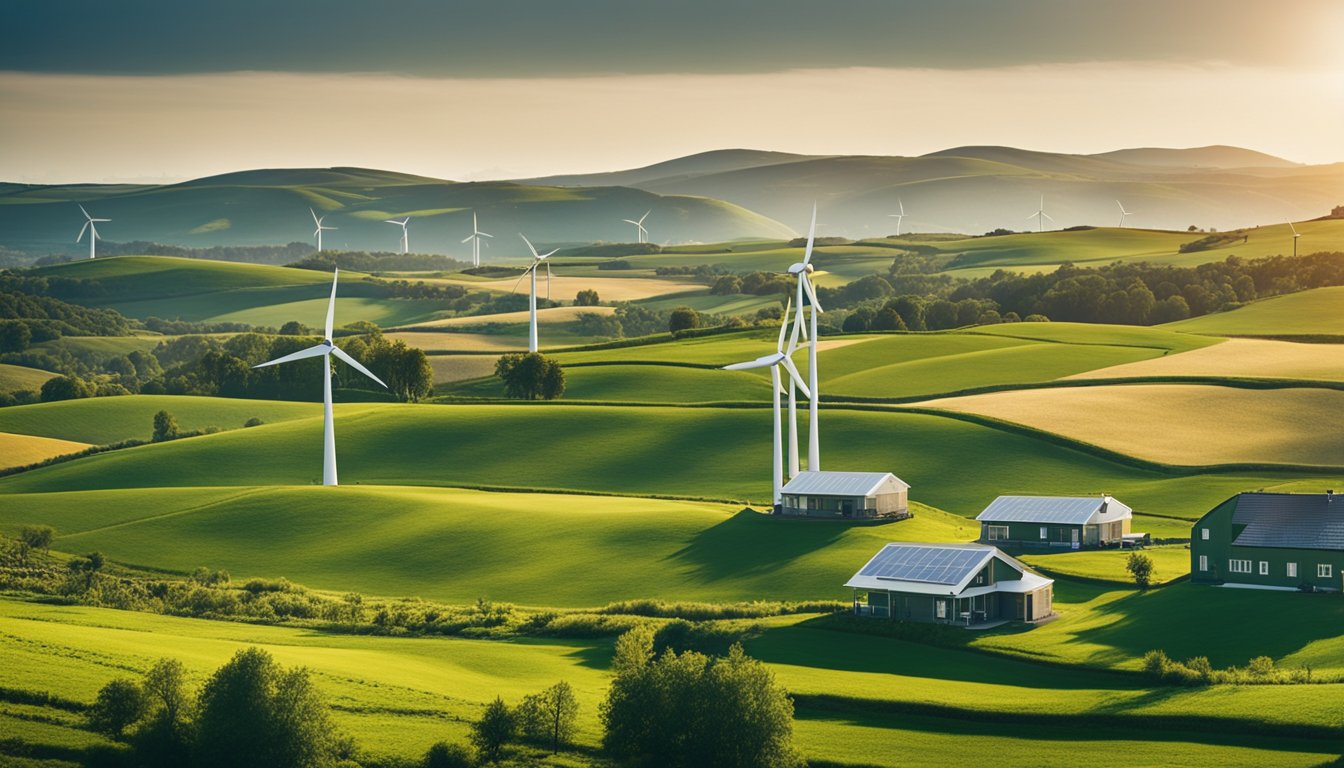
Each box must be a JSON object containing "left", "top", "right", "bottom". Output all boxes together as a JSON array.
[
  {"left": 975, "top": 495, "right": 1133, "bottom": 549},
  {"left": 778, "top": 471, "right": 910, "bottom": 519},
  {"left": 1190, "top": 492, "right": 1344, "bottom": 591},
  {"left": 845, "top": 542, "right": 1054, "bottom": 626}
]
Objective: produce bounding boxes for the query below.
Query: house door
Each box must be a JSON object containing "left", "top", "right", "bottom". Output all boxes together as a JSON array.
[
  {"left": 1025, "top": 594, "right": 1033, "bottom": 620},
  {"left": 841, "top": 500, "right": 853, "bottom": 517},
  {"left": 1071, "top": 529, "right": 1080, "bottom": 550}
]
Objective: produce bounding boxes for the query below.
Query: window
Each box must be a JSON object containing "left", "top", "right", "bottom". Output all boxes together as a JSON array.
[
  {"left": 1228, "top": 559, "right": 1252, "bottom": 574},
  {"left": 1201, "top": 528, "right": 1210, "bottom": 540},
  {"left": 1258, "top": 561, "right": 1269, "bottom": 576},
  {"left": 1039, "top": 526, "right": 1048, "bottom": 539},
  {"left": 935, "top": 600, "right": 947, "bottom": 619},
  {"left": 1287, "top": 562, "right": 1297, "bottom": 578},
  {"left": 1319, "top": 564, "right": 1333, "bottom": 579},
  {"left": 986, "top": 525, "right": 1009, "bottom": 541},
  {"left": 1198, "top": 555, "right": 1208, "bottom": 572}
]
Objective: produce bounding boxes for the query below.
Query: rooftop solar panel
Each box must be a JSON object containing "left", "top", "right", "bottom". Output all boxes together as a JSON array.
[{"left": 859, "top": 544, "right": 989, "bottom": 585}]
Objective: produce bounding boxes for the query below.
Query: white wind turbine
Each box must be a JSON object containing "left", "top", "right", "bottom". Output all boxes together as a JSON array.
[
  {"left": 514, "top": 234, "right": 558, "bottom": 353},
  {"left": 384, "top": 217, "right": 410, "bottom": 253},
  {"left": 622, "top": 210, "right": 650, "bottom": 244},
  {"left": 251, "top": 269, "right": 387, "bottom": 487},
  {"left": 721, "top": 302, "right": 811, "bottom": 507},
  {"left": 310, "top": 208, "right": 336, "bottom": 251},
  {"left": 1289, "top": 221, "right": 1301, "bottom": 258},
  {"left": 787, "top": 204, "right": 824, "bottom": 474},
  {"left": 1027, "top": 195, "right": 1054, "bottom": 233},
  {"left": 461, "top": 211, "right": 493, "bottom": 267},
  {"left": 76, "top": 205, "right": 110, "bottom": 259},
  {"left": 1116, "top": 200, "right": 1133, "bottom": 228},
  {"left": 887, "top": 198, "right": 906, "bottom": 236}
]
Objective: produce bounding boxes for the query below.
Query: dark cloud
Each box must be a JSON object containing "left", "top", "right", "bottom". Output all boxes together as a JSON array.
[{"left": 0, "top": 0, "right": 1330, "bottom": 77}]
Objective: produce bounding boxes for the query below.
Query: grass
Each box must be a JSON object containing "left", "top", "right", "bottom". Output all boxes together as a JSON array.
[
  {"left": 0, "top": 363, "right": 57, "bottom": 393},
  {"left": 1165, "top": 286, "right": 1344, "bottom": 337},
  {"left": 445, "top": 364, "right": 771, "bottom": 402},
  {"left": 1066, "top": 337, "right": 1344, "bottom": 382},
  {"left": 31, "top": 255, "right": 337, "bottom": 301},
  {"left": 1018, "top": 545, "right": 1192, "bottom": 585},
  {"left": 0, "top": 431, "right": 92, "bottom": 470},
  {"left": 0, "top": 395, "right": 319, "bottom": 445},
  {"left": 916, "top": 384, "right": 1344, "bottom": 468}
]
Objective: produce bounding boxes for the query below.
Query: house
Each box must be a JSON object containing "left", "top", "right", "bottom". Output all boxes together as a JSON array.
[
  {"left": 1190, "top": 492, "right": 1344, "bottom": 591},
  {"left": 975, "top": 495, "right": 1133, "bottom": 549},
  {"left": 779, "top": 471, "right": 909, "bottom": 519},
  {"left": 844, "top": 542, "right": 1054, "bottom": 626}
]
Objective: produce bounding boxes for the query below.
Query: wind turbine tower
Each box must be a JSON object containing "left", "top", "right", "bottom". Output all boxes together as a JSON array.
[
  {"left": 251, "top": 269, "right": 388, "bottom": 486},
  {"left": 515, "top": 234, "right": 558, "bottom": 353},
  {"left": 76, "top": 205, "right": 110, "bottom": 259},
  {"left": 462, "top": 211, "right": 493, "bottom": 267},
  {"left": 787, "top": 204, "right": 824, "bottom": 472},
  {"left": 384, "top": 217, "right": 410, "bottom": 254},
  {"left": 1027, "top": 195, "right": 1054, "bottom": 233},
  {"left": 1289, "top": 221, "right": 1301, "bottom": 258},
  {"left": 310, "top": 208, "right": 336, "bottom": 252}
]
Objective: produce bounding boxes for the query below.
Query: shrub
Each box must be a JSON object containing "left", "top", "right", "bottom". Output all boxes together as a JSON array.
[
  {"left": 516, "top": 681, "right": 579, "bottom": 754},
  {"left": 1125, "top": 552, "right": 1155, "bottom": 589},
  {"left": 423, "top": 741, "right": 475, "bottom": 768},
  {"left": 244, "top": 417, "right": 265, "bottom": 427},
  {"left": 88, "top": 678, "right": 146, "bottom": 738},
  {"left": 470, "top": 697, "right": 515, "bottom": 763},
  {"left": 574, "top": 289, "right": 600, "bottom": 306},
  {"left": 152, "top": 410, "right": 180, "bottom": 442}
]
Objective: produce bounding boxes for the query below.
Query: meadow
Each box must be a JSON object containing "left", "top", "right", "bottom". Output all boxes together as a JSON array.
[{"left": 1165, "top": 285, "right": 1344, "bottom": 337}]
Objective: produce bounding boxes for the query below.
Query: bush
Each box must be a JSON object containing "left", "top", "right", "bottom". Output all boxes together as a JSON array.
[
  {"left": 515, "top": 681, "right": 579, "bottom": 754},
  {"left": 494, "top": 353, "right": 565, "bottom": 401},
  {"left": 470, "top": 697, "right": 515, "bottom": 763},
  {"left": 40, "top": 374, "right": 93, "bottom": 402},
  {"left": 1126, "top": 552, "right": 1155, "bottom": 589},
  {"left": 244, "top": 417, "right": 265, "bottom": 427},
  {"left": 88, "top": 679, "right": 146, "bottom": 738},
  {"left": 423, "top": 741, "right": 475, "bottom": 768},
  {"left": 574, "top": 289, "right": 600, "bottom": 306},
  {"left": 668, "top": 306, "right": 701, "bottom": 335},
  {"left": 152, "top": 410, "right": 180, "bottom": 442}
]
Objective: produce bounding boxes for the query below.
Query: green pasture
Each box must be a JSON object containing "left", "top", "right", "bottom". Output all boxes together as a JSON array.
[
  {"left": 447, "top": 363, "right": 771, "bottom": 402},
  {"left": 1165, "top": 285, "right": 1344, "bottom": 337},
  {"left": 33, "top": 255, "right": 337, "bottom": 301},
  {"left": 0, "top": 362, "right": 56, "bottom": 393},
  {"left": 1018, "top": 545, "right": 1192, "bottom": 585},
  {"left": 0, "top": 394, "right": 318, "bottom": 444}
]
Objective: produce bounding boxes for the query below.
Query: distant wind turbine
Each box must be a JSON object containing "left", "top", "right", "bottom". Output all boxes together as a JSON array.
[
  {"left": 310, "top": 208, "right": 336, "bottom": 252},
  {"left": 1027, "top": 195, "right": 1054, "bottom": 233},
  {"left": 622, "top": 210, "right": 650, "bottom": 244},
  {"left": 887, "top": 198, "right": 906, "bottom": 236},
  {"left": 1289, "top": 221, "right": 1301, "bottom": 258},
  {"left": 514, "top": 234, "right": 558, "bottom": 353},
  {"left": 76, "top": 205, "right": 110, "bottom": 259},
  {"left": 786, "top": 204, "right": 824, "bottom": 474},
  {"left": 461, "top": 211, "right": 492, "bottom": 267},
  {"left": 1116, "top": 200, "right": 1133, "bottom": 228},
  {"left": 251, "top": 269, "right": 387, "bottom": 486},
  {"left": 384, "top": 217, "right": 410, "bottom": 253}
]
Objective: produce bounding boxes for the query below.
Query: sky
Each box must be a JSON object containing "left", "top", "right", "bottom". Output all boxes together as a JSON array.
[{"left": 1, "top": 0, "right": 1341, "bottom": 183}]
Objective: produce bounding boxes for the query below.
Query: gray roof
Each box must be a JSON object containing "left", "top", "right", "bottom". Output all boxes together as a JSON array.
[
  {"left": 843, "top": 542, "right": 1046, "bottom": 596},
  {"left": 976, "top": 495, "right": 1132, "bottom": 526},
  {"left": 1231, "top": 493, "right": 1344, "bottom": 551},
  {"left": 781, "top": 471, "right": 909, "bottom": 497}
]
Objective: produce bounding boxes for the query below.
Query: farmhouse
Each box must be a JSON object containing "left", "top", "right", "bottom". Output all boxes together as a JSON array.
[
  {"left": 779, "top": 471, "right": 909, "bottom": 519},
  {"left": 976, "top": 495, "right": 1133, "bottom": 549},
  {"left": 845, "top": 542, "right": 1054, "bottom": 626},
  {"left": 1190, "top": 492, "right": 1344, "bottom": 591}
]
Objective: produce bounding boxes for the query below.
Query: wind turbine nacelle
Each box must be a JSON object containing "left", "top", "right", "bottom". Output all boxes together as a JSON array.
[{"left": 787, "top": 263, "right": 812, "bottom": 274}]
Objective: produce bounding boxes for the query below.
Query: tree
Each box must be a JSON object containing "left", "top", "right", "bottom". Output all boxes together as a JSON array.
[
  {"left": 364, "top": 338, "right": 434, "bottom": 402},
  {"left": 0, "top": 320, "right": 32, "bottom": 353},
  {"left": 471, "top": 696, "right": 515, "bottom": 763},
  {"left": 495, "top": 353, "right": 565, "bottom": 401},
  {"left": 575, "top": 289, "right": 601, "bottom": 306},
  {"left": 668, "top": 306, "right": 701, "bottom": 335},
  {"left": 194, "top": 647, "right": 345, "bottom": 768},
  {"left": 842, "top": 308, "right": 873, "bottom": 332},
  {"left": 20, "top": 524, "right": 54, "bottom": 560},
  {"left": 1126, "top": 552, "right": 1155, "bottom": 589},
  {"left": 517, "top": 681, "right": 579, "bottom": 754},
  {"left": 279, "top": 321, "right": 309, "bottom": 335},
  {"left": 152, "top": 410, "right": 181, "bottom": 442},
  {"left": 710, "top": 275, "right": 742, "bottom": 295},
  {"left": 40, "top": 375, "right": 93, "bottom": 402},
  {"left": 870, "top": 307, "right": 906, "bottom": 331},
  {"left": 423, "top": 741, "right": 475, "bottom": 768},
  {"left": 89, "top": 679, "right": 146, "bottom": 738}
]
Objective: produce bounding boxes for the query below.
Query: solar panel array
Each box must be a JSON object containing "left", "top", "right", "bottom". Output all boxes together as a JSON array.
[
  {"left": 975, "top": 496, "right": 1116, "bottom": 525},
  {"left": 859, "top": 545, "right": 988, "bottom": 585},
  {"left": 1233, "top": 494, "right": 1344, "bottom": 551}
]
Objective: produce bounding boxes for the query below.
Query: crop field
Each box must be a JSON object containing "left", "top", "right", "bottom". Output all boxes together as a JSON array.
[
  {"left": 420, "top": 274, "right": 707, "bottom": 302},
  {"left": 916, "top": 384, "right": 1344, "bottom": 467},
  {"left": 0, "top": 430, "right": 91, "bottom": 470},
  {"left": 1067, "top": 337, "right": 1344, "bottom": 382},
  {"left": 398, "top": 304, "right": 617, "bottom": 329},
  {"left": 0, "top": 362, "right": 57, "bottom": 393},
  {"left": 1165, "top": 286, "right": 1344, "bottom": 337}
]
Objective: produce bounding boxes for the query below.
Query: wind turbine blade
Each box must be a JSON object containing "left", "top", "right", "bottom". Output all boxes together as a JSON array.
[
  {"left": 788, "top": 299, "right": 805, "bottom": 352},
  {"left": 539, "top": 249, "right": 558, "bottom": 259},
  {"left": 622, "top": 219, "right": 638, "bottom": 226},
  {"left": 802, "top": 203, "right": 818, "bottom": 266},
  {"left": 519, "top": 233, "right": 541, "bottom": 260},
  {"left": 462, "top": 234, "right": 475, "bottom": 243},
  {"left": 510, "top": 266, "right": 536, "bottom": 294},
  {"left": 801, "top": 276, "right": 823, "bottom": 313},
  {"left": 776, "top": 298, "right": 793, "bottom": 351},
  {"left": 79, "top": 204, "right": 91, "bottom": 220},
  {"left": 331, "top": 346, "right": 388, "bottom": 388},
  {"left": 898, "top": 197, "right": 904, "bottom": 215},
  {"left": 92, "top": 218, "right": 110, "bottom": 223},
  {"left": 1041, "top": 212, "right": 1055, "bottom": 223},
  {"left": 1289, "top": 221, "right": 1298, "bottom": 236},
  {"left": 638, "top": 210, "right": 650, "bottom": 225},
  {"left": 311, "top": 208, "right": 320, "bottom": 226},
  {"left": 723, "top": 352, "right": 784, "bottom": 371},
  {"left": 384, "top": 219, "right": 400, "bottom": 225},
  {"left": 780, "top": 357, "right": 811, "bottom": 400},
  {"left": 252, "top": 344, "right": 330, "bottom": 369},
  {"left": 324, "top": 269, "right": 338, "bottom": 340},
  {"left": 77, "top": 222, "right": 90, "bottom": 242},
  {"left": 478, "top": 231, "right": 492, "bottom": 238}
]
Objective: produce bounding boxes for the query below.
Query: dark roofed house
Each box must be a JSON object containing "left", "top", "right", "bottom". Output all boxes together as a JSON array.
[
  {"left": 1191, "top": 492, "right": 1344, "bottom": 591},
  {"left": 975, "top": 495, "right": 1133, "bottom": 549},
  {"left": 780, "top": 471, "right": 909, "bottom": 519},
  {"left": 845, "top": 542, "right": 1054, "bottom": 626}
]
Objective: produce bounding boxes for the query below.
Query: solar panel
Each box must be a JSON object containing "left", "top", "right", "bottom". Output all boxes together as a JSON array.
[{"left": 858, "top": 545, "right": 987, "bottom": 585}]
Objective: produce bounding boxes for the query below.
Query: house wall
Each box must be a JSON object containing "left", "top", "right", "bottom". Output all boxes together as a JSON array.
[
  {"left": 981, "top": 521, "right": 1084, "bottom": 548},
  {"left": 1190, "top": 497, "right": 1344, "bottom": 590},
  {"left": 782, "top": 490, "right": 908, "bottom": 518},
  {"left": 873, "top": 489, "right": 909, "bottom": 516}
]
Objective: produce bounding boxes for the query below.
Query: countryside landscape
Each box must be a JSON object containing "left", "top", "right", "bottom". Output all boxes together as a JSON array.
[{"left": 1, "top": 3, "right": 1342, "bottom": 767}]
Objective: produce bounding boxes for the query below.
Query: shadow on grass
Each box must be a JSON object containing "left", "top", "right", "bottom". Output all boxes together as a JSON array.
[{"left": 664, "top": 509, "right": 848, "bottom": 580}]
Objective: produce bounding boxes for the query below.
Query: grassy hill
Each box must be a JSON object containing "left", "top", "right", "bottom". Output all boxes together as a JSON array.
[
  {"left": 0, "top": 394, "right": 318, "bottom": 445},
  {"left": 1164, "top": 285, "right": 1344, "bottom": 337},
  {"left": 0, "top": 431, "right": 91, "bottom": 470},
  {"left": 0, "top": 362, "right": 57, "bottom": 393}
]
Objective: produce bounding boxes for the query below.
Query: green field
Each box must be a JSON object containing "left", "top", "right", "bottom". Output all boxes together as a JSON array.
[
  {"left": 0, "top": 362, "right": 57, "bottom": 393},
  {"left": 1165, "top": 285, "right": 1344, "bottom": 337},
  {"left": 1018, "top": 545, "right": 1192, "bottom": 585},
  {"left": 0, "top": 394, "right": 318, "bottom": 445}
]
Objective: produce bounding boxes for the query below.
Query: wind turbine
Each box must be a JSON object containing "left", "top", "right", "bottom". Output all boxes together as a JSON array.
[
  {"left": 787, "top": 204, "right": 824, "bottom": 473},
  {"left": 384, "top": 217, "right": 410, "bottom": 253},
  {"left": 1116, "top": 200, "right": 1133, "bottom": 228},
  {"left": 251, "top": 269, "right": 387, "bottom": 486},
  {"left": 310, "top": 208, "right": 336, "bottom": 252},
  {"left": 1289, "top": 221, "right": 1301, "bottom": 258},
  {"left": 887, "top": 198, "right": 906, "bottom": 237},
  {"left": 76, "top": 205, "right": 110, "bottom": 259},
  {"left": 1027, "top": 195, "right": 1054, "bottom": 233},
  {"left": 622, "top": 210, "right": 650, "bottom": 244},
  {"left": 461, "top": 211, "right": 493, "bottom": 267},
  {"left": 514, "top": 234, "right": 558, "bottom": 353},
  {"left": 721, "top": 302, "right": 811, "bottom": 507}
]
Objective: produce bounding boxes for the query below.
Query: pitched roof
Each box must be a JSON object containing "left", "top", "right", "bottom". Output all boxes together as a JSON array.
[
  {"left": 975, "top": 495, "right": 1131, "bottom": 526},
  {"left": 1231, "top": 493, "right": 1344, "bottom": 551},
  {"left": 781, "top": 470, "right": 909, "bottom": 497},
  {"left": 843, "top": 542, "right": 1045, "bottom": 596}
]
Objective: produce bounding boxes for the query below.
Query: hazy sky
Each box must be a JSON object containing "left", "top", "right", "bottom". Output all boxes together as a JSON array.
[{"left": 2, "top": 0, "right": 1341, "bottom": 182}]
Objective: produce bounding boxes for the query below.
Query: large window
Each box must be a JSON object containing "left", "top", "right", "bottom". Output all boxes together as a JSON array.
[
  {"left": 1201, "top": 528, "right": 1209, "bottom": 540},
  {"left": 1228, "top": 559, "right": 1252, "bottom": 574},
  {"left": 986, "top": 525, "right": 1009, "bottom": 541},
  {"left": 1039, "top": 526, "right": 1047, "bottom": 540},
  {"left": 935, "top": 600, "right": 947, "bottom": 619},
  {"left": 1198, "top": 555, "right": 1208, "bottom": 572},
  {"left": 1319, "top": 564, "right": 1334, "bottom": 579},
  {"left": 1258, "top": 561, "right": 1269, "bottom": 576},
  {"left": 1287, "top": 562, "right": 1298, "bottom": 578}
]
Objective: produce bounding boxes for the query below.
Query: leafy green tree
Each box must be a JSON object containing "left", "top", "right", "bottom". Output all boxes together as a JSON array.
[
  {"left": 575, "top": 289, "right": 601, "bottom": 306},
  {"left": 574, "top": 311, "right": 623, "bottom": 338},
  {"left": 40, "top": 375, "right": 93, "bottom": 402},
  {"left": 517, "top": 681, "right": 579, "bottom": 754},
  {"left": 19, "top": 524, "right": 54, "bottom": 560},
  {"left": 279, "top": 321, "right": 310, "bottom": 336},
  {"left": 842, "top": 308, "right": 873, "bottom": 332},
  {"left": 89, "top": 678, "right": 146, "bottom": 738},
  {"left": 668, "top": 306, "right": 701, "bottom": 335},
  {"left": 495, "top": 353, "right": 565, "bottom": 401},
  {"left": 870, "top": 307, "right": 906, "bottom": 331},
  {"left": 152, "top": 410, "right": 181, "bottom": 442},
  {"left": 194, "top": 647, "right": 345, "bottom": 768},
  {"left": 0, "top": 320, "right": 32, "bottom": 353},
  {"left": 364, "top": 338, "right": 434, "bottom": 402},
  {"left": 471, "top": 696, "right": 515, "bottom": 763},
  {"left": 1126, "top": 552, "right": 1155, "bottom": 589},
  {"left": 423, "top": 740, "right": 475, "bottom": 768},
  {"left": 710, "top": 275, "right": 743, "bottom": 295}
]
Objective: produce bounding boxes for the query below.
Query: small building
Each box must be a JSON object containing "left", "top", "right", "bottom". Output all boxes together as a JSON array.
[
  {"left": 1190, "top": 492, "right": 1344, "bottom": 591},
  {"left": 779, "top": 471, "right": 909, "bottom": 519},
  {"left": 845, "top": 542, "right": 1054, "bottom": 626},
  {"left": 975, "top": 495, "right": 1132, "bottom": 549}
]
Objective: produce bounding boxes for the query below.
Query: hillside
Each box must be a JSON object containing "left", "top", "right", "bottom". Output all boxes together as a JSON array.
[{"left": 1164, "top": 285, "right": 1344, "bottom": 337}]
